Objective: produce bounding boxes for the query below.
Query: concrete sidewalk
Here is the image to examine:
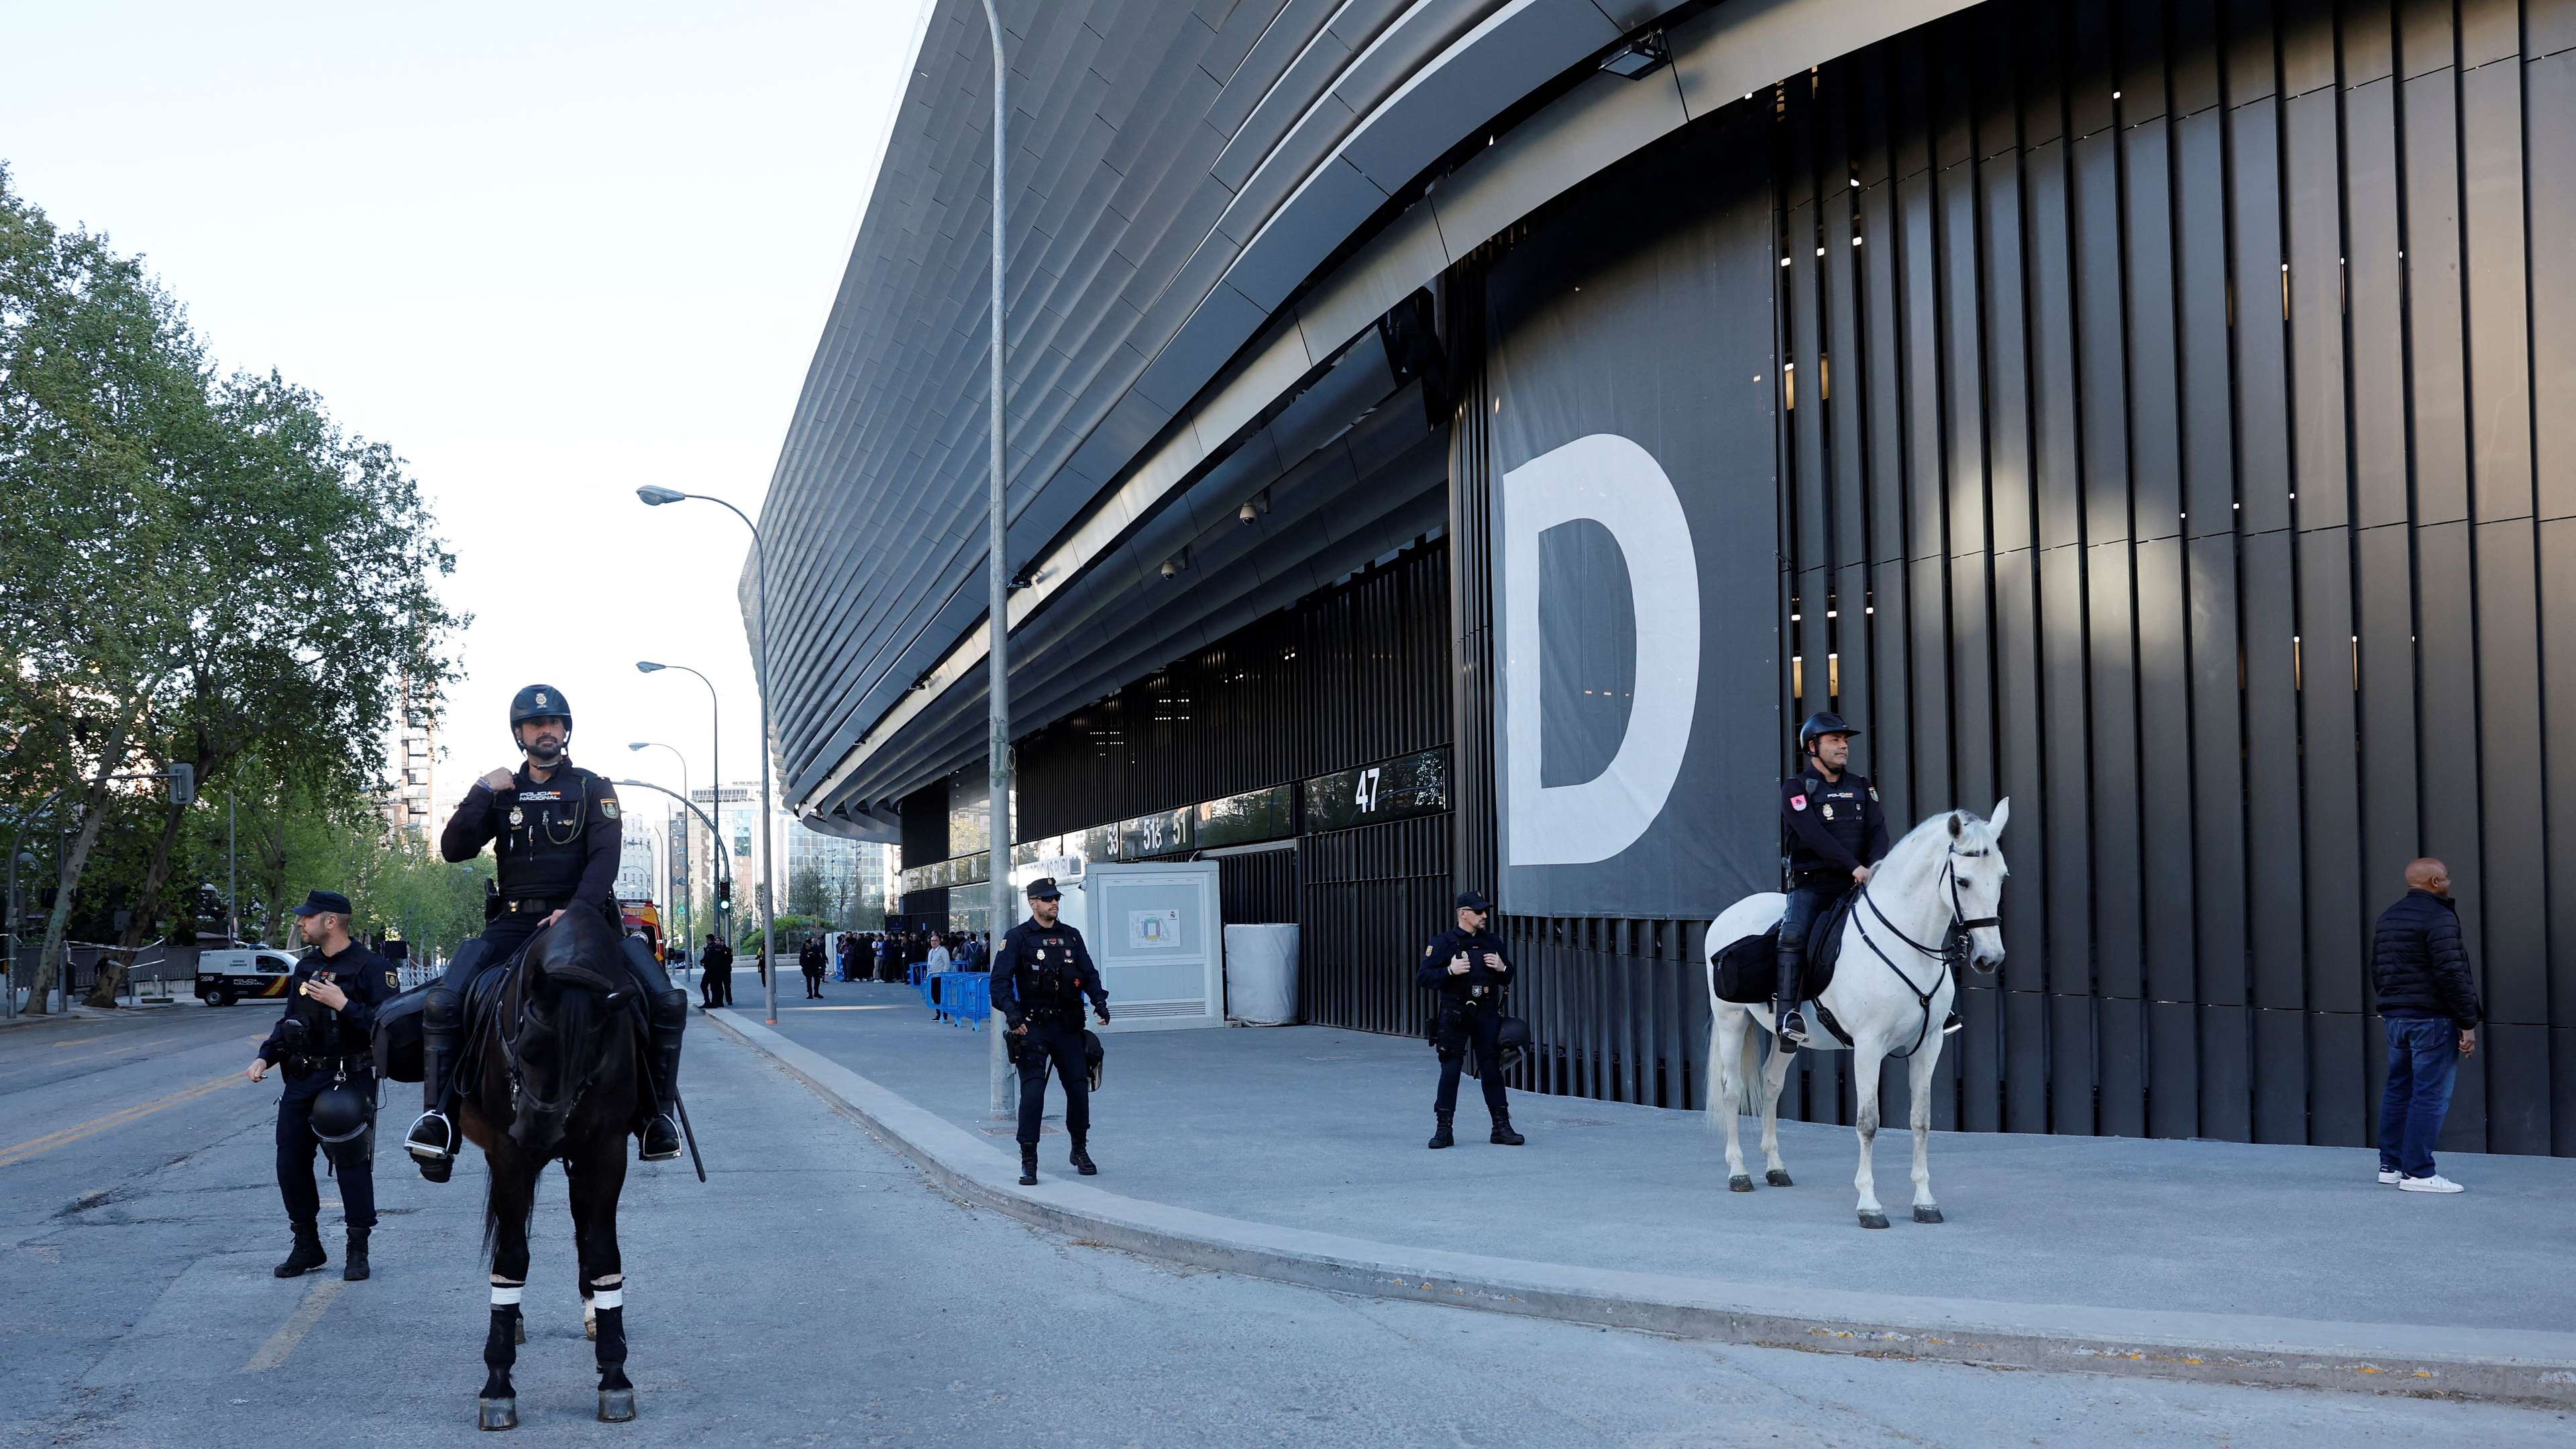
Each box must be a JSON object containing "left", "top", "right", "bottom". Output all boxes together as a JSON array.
[{"left": 710, "top": 982, "right": 2576, "bottom": 1403}]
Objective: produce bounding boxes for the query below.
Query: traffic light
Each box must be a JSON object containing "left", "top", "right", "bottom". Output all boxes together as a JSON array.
[
  {"left": 716, "top": 878, "right": 732, "bottom": 904},
  {"left": 168, "top": 763, "right": 195, "bottom": 806}
]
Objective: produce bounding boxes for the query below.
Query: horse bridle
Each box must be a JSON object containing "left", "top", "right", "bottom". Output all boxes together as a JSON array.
[
  {"left": 1851, "top": 846, "right": 1999, "bottom": 1059},
  {"left": 493, "top": 951, "right": 627, "bottom": 1128}
]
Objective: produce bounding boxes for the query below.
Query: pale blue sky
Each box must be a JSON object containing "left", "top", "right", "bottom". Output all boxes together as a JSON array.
[{"left": 1, "top": 0, "right": 930, "bottom": 822}]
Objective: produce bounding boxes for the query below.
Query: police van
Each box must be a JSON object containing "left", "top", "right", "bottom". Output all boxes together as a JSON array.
[{"left": 196, "top": 947, "right": 298, "bottom": 1007}]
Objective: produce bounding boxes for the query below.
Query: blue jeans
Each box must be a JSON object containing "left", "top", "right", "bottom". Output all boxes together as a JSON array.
[{"left": 2377, "top": 1018, "right": 2460, "bottom": 1180}]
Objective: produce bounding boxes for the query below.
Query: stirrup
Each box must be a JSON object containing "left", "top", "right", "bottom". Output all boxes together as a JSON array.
[
  {"left": 1941, "top": 1010, "right": 1964, "bottom": 1036},
  {"left": 1776, "top": 1008, "right": 1809, "bottom": 1044},
  {"left": 405, "top": 1110, "right": 455, "bottom": 1162},
  {"left": 638, "top": 1112, "right": 682, "bottom": 1162}
]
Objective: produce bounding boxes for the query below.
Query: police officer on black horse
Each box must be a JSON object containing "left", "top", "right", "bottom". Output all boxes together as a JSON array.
[
  {"left": 403, "top": 684, "right": 687, "bottom": 1178},
  {"left": 1777, "top": 711, "right": 1958, "bottom": 1044},
  {"left": 991, "top": 877, "right": 1110, "bottom": 1186},
  {"left": 248, "top": 890, "right": 396, "bottom": 1281}
]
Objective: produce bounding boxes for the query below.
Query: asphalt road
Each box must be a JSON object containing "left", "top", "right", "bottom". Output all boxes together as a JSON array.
[{"left": 2, "top": 1002, "right": 2564, "bottom": 1447}]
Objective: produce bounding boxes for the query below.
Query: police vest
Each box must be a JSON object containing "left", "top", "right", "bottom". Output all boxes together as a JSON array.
[{"left": 496, "top": 768, "right": 598, "bottom": 900}]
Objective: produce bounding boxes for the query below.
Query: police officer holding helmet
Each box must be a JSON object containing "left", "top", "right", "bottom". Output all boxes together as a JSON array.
[
  {"left": 246, "top": 890, "right": 395, "bottom": 1281},
  {"left": 1777, "top": 712, "right": 1955, "bottom": 1043},
  {"left": 404, "top": 684, "right": 688, "bottom": 1179},
  {"left": 990, "top": 877, "right": 1110, "bottom": 1186}
]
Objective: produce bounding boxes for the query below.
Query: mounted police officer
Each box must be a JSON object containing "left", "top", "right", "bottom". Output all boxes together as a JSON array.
[
  {"left": 246, "top": 890, "right": 394, "bottom": 1281},
  {"left": 991, "top": 877, "right": 1110, "bottom": 1186},
  {"left": 1778, "top": 711, "right": 1957, "bottom": 1044},
  {"left": 403, "top": 684, "right": 687, "bottom": 1179},
  {"left": 1417, "top": 890, "right": 1524, "bottom": 1148}
]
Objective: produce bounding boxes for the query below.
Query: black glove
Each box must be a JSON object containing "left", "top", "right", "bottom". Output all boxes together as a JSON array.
[{"left": 1095, "top": 1006, "right": 1112, "bottom": 1024}]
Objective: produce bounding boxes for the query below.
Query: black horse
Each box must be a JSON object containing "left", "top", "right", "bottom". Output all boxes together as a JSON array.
[{"left": 458, "top": 908, "right": 651, "bottom": 1430}]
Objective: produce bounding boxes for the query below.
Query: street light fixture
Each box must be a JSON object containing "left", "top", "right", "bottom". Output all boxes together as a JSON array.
[
  {"left": 637, "top": 660, "right": 722, "bottom": 959},
  {"left": 633, "top": 493, "right": 779, "bottom": 1026}
]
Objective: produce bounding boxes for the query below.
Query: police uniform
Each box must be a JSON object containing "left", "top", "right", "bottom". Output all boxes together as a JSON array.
[
  {"left": 260, "top": 894, "right": 396, "bottom": 1281},
  {"left": 1417, "top": 891, "right": 1524, "bottom": 1148},
  {"left": 989, "top": 879, "right": 1109, "bottom": 1184},
  {"left": 1777, "top": 712, "right": 1890, "bottom": 1041},
  {"left": 407, "top": 684, "right": 686, "bottom": 1177}
]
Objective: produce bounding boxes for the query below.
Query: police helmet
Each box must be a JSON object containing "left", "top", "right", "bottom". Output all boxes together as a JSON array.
[
  {"left": 1797, "top": 710, "right": 1860, "bottom": 756},
  {"left": 1495, "top": 1014, "right": 1534, "bottom": 1069},
  {"left": 309, "top": 1083, "right": 372, "bottom": 1144},
  {"left": 509, "top": 684, "right": 572, "bottom": 740}
]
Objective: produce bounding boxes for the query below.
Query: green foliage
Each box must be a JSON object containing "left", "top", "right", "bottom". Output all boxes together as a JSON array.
[
  {"left": 0, "top": 164, "right": 462, "bottom": 1004},
  {"left": 737, "top": 913, "right": 822, "bottom": 955}
]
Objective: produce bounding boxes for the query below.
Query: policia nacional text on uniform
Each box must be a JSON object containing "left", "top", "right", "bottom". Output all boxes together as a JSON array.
[{"left": 246, "top": 890, "right": 396, "bottom": 1281}]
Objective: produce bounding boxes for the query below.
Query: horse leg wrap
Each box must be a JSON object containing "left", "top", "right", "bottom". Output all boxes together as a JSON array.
[{"left": 593, "top": 1303, "right": 629, "bottom": 1374}]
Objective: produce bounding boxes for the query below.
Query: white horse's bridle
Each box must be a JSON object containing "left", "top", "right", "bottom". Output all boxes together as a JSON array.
[{"left": 1849, "top": 846, "right": 1998, "bottom": 1059}]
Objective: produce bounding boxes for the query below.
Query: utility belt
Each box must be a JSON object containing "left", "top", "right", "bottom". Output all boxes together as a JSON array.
[
  {"left": 286, "top": 1053, "right": 372, "bottom": 1078},
  {"left": 500, "top": 896, "right": 571, "bottom": 915},
  {"left": 1022, "top": 1002, "right": 1085, "bottom": 1028}
]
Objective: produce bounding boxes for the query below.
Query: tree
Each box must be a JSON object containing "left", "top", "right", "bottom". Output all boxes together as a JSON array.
[
  {"left": 0, "top": 167, "right": 460, "bottom": 1008},
  {"left": 787, "top": 859, "right": 827, "bottom": 920}
]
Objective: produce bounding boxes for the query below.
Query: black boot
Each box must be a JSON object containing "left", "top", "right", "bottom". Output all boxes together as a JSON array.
[
  {"left": 1428, "top": 1112, "right": 1455, "bottom": 1149},
  {"left": 1018, "top": 1144, "right": 1039, "bottom": 1186},
  {"left": 1489, "top": 1113, "right": 1526, "bottom": 1146},
  {"left": 274, "top": 1226, "right": 327, "bottom": 1278},
  {"left": 342, "top": 1230, "right": 371, "bottom": 1282},
  {"left": 639, "top": 990, "right": 686, "bottom": 1162},
  {"left": 1942, "top": 1009, "right": 1964, "bottom": 1036},
  {"left": 407, "top": 1031, "right": 458, "bottom": 1182},
  {"left": 1069, "top": 1136, "right": 1097, "bottom": 1176}
]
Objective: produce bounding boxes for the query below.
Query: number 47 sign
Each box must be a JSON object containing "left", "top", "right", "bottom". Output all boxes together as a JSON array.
[{"left": 1354, "top": 767, "right": 1382, "bottom": 812}]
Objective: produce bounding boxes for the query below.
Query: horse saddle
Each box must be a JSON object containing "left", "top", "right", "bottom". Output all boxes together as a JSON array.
[{"left": 1712, "top": 890, "right": 1860, "bottom": 1006}]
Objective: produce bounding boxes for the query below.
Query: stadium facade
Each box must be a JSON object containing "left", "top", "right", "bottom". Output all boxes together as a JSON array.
[{"left": 759, "top": 0, "right": 2576, "bottom": 1156}]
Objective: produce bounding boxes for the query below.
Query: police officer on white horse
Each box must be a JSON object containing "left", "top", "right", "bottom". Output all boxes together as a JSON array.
[
  {"left": 1778, "top": 712, "right": 1960, "bottom": 1044},
  {"left": 403, "top": 684, "right": 687, "bottom": 1178}
]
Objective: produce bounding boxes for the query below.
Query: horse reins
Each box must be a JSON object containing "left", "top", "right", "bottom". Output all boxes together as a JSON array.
[
  {"left": 1847, "top": 847, "right": 1997, "bottom": 1060},
  {"left": 492, "top": 953, "right": 627, "bottom": 1129}
]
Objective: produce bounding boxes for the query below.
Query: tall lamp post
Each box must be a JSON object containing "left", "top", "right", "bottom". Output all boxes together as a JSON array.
[
  {"left": 635, "top": 489, "right": 777, "bottom": 1026},
  {"left": 979, "top": 0, "right": 1015, "bottom": 1117},
  {"left": 627, "top": 741, "right": 691, "bottom": 959},
  {"left": 636, "top": 660, "right": 721, "bottom": 946}
]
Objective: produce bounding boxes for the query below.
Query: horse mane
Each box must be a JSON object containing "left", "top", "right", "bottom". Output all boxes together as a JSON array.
[{"left": 1874, "top": 808, "right": 2006, "bottom": 897}]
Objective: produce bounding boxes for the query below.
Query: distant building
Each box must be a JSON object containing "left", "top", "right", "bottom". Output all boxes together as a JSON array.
[{"left": 380, "top": 678, "right": 440, "bottom": 845}]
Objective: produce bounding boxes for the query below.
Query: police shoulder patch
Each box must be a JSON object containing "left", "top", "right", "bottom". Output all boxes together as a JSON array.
[
  {"left": 600, "top": 799, "right": 619, "bottom": 820},
  {"left": 386, "top": 970, "right": 399, "bottom": 989},
  {"left": 1790, "top": 794, "right": 1809, "bottom": 812}
]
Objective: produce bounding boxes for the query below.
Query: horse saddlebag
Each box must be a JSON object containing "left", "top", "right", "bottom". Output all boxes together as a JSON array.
[
  {"left": 1713, "top": 927, "right": 1780, "bottom": 1005},
  {"left": 373, "top": 983, "right": 434, "bottom": 1083}
]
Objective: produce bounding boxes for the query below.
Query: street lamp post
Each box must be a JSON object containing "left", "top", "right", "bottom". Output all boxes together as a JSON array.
[
  {"left": 979, "top": 0, "right": 1015, "bottom": 1118},
  {"left": 637, "top": 660, "right": 721, "bottom": 953},
  {"left": 627, "top": 741, "right": 691, "bottom": 957},
  {"left": 636, "top": 489, "right": 777, "bottom": 1026}
]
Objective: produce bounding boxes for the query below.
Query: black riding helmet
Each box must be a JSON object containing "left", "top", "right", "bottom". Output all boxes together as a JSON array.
[
  {"left": 1797, "top": 710, "right": 1860, "bottom": 757},
  {"left": 309, "top": 1082, "right": 371, "bottom": 1144},
  {"left": 508, "top": 684, "right": 572, "bottom": 744}
]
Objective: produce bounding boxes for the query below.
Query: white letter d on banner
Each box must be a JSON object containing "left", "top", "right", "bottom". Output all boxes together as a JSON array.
[{"left": 1499, "top": 433, "right": 1700, "bottom": 867}]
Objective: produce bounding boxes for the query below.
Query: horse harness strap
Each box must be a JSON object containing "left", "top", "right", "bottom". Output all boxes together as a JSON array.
[{"left": 1847, "top": 848, "right": 1994, "bottom": 1061}]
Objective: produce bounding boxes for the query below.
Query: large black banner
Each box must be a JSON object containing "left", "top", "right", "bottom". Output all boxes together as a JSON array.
[{"left": 1487, "top": 115, "right": 1777, "bottom": 920}]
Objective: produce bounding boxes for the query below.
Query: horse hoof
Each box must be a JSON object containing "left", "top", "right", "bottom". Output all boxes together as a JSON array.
[
  {"left": 1913, "top": 1205, "right": 1944, "bottom": 1224},
  {"left": 478, "top": 1397, "right": 518, "bottom": 1431},
  {"left": 598, "top": 1388, "right": 637, "bottom": 1423},
  {"left": 1728, "top": 1174, "right": 1754, "bottom": 1193},
  {"left": 1858, "top": 1211, "right": 1890, "bottom": 1230},
  {"left": 1765, "top": 1169, "right": 1793, "bottom": 1187}
]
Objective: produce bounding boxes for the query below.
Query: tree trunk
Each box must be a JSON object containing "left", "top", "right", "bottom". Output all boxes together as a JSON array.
[
  {"left": 87, "top": 796, "right": 189, "bottom": 1007},
  {"left": 28, "top": 775, "right": 117, "bottom": 1015}
]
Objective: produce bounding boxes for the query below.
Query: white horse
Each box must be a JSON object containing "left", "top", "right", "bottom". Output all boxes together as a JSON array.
[{"left": 1701, "top": 802, "right": 2010, "bottom": 1229}]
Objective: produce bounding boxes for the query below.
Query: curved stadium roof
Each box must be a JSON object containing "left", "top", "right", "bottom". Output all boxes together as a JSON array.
[{"left": 755, "top": 0, "right": 1973, "bottom": 839}]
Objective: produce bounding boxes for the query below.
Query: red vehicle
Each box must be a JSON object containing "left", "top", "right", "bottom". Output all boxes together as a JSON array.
[{"left": 619, "top": 899, "right": 665, "bottom": 964}]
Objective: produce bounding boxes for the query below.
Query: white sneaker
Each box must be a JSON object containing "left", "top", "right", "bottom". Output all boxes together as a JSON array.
[
  {"left": 2398, "top": 1173, "right": 2465, "bottom": 1194},
  {"left": 2376, "top": 1169, "right": 2402, "bottom": 1185}
]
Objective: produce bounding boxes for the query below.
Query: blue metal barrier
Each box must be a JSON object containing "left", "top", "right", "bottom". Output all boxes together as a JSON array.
[{"left": 926, "top": 971, "right": 989, "bottom": 1030}]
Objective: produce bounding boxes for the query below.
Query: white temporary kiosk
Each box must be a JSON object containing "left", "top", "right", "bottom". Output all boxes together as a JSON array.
[{"left": 1059, "top": 860, "right": 1224, "bottom": 1032}]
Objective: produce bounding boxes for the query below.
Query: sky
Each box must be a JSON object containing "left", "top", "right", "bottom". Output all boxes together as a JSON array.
[{"left": 1, "top": 0, "right": 930, "bottom": 835}]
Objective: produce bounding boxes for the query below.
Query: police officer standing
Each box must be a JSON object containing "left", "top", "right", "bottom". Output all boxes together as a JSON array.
[
  {"left": 246, "top": 890, "right": 396, "bottom": 1281},
  {"left": 990, "top": 877, "right": 1110, "bottom": 1186},
  {"left": 405, "top": 685, "right": 687, "bottom": 1179},
  {"left": 1776, "top": 711, "right": 1948, "bottom": 1045},
  {"left": 1417, "top": 890, "right": 1525, "bottom": 1150},
  {"left": 700, "top": 932, "right": 734, "bottom": 1010}
]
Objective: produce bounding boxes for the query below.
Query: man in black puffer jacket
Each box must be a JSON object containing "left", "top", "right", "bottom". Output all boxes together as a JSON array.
[{"left": 2371, "top": 858, "right": 2483, "bottom": 1193}]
